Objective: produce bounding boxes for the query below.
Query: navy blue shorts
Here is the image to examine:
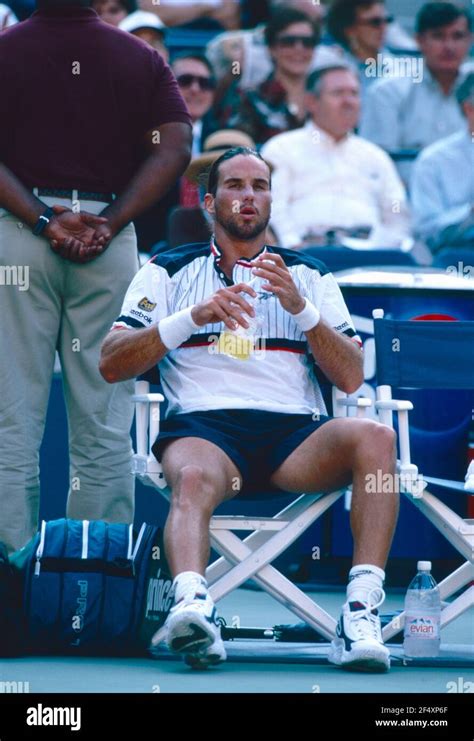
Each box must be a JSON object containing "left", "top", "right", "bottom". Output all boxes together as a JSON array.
[{"left": 152, "top": 409, "right": 333, "bottom": 495}]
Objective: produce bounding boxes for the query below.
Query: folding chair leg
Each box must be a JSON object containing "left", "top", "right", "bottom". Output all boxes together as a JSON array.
[
  {"left": 209, "top": 528, "right": 337, "bottom": 640},
  {"left": 382, "top": 563, "right": 474, "bottom": 642},
  {"left": 407, "top": 490, "right": 474, "bottom": 563},
  {"left": 438, "top": 562, "right": 474, "bottom": 601},
  {"left": 150, "top": 491, "right": 342, "bottom": 648},
  {"left": 206, "top": 491, "right": 343, "bottom": 586},
  {"left": 209, "top": 491, "right": 343, "bottom": 599},
  {"left": 206, "top": 529, "right": 275, "bottom": 585},
  {"left": 439, "top": 586, "right": 474, "bottom": 628}
]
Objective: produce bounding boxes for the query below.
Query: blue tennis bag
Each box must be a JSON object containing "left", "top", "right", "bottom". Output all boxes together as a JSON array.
[{"left": 9, "top": 518, "right": 173, "bottom": 656}]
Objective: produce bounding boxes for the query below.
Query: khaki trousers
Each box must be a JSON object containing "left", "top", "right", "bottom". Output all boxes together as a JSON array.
[{"left": 0, "top": 196, "right": 139, "bottom": 553}]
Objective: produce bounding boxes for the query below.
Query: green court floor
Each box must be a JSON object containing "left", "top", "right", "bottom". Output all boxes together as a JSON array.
[{"left": 1, "top": 588, "right": 472, "bottom": 694}]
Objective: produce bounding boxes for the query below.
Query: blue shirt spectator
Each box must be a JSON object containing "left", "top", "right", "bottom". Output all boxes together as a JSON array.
[
  {"left": 411, "top": 72, "right": 474, "bottom": 251},
  {"left": 360, "top": 2, "right": 473, "bottom": 152}
]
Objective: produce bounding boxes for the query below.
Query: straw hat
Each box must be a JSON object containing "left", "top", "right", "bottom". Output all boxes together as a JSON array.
[{"left": 185, "top": 129, "right": 257, "bottom": 183}]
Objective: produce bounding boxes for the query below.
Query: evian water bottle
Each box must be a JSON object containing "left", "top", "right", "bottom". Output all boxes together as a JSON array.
[{"left": 403, "top": 561, "right": 441, "bottom": 657}]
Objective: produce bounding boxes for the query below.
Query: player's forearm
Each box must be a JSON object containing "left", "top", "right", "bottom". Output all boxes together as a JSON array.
[
  {"left": 99, "top": 327, "right": 168, "bottom": 383},
  {"left": 305, "top": 320, "right": 364, "bottom": 394},
  {"left": 0, "top": 163, "right": 46, "bottom": 226}
]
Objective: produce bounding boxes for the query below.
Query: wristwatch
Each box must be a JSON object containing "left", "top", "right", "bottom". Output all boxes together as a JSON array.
[{"left": 32, "top": 207, "right": 54, "bottom": 236}]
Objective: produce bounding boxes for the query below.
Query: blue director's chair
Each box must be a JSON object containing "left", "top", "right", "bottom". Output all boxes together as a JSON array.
[{"left": 372, "top": 310, "right": 474, "bottom": 645}]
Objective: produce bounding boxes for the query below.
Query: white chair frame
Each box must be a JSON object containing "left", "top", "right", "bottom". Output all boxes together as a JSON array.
[{"left": 132, "top": 381, "right": 372, "bottom": 647}]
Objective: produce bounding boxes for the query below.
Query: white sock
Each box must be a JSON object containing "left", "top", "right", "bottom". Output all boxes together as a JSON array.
[
  {"left": 346, "top": 564, "right": 385, "bottom": 606},
  {"left": 173, "top": 571, "right": 208, "bottom": 604}
]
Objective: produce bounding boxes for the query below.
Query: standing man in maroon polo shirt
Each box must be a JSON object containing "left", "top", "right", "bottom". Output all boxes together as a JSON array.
[{"left": 0, "top": 0, "right": 192, "bottom": 554}]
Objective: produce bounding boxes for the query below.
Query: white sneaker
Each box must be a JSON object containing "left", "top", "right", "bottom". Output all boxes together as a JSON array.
[
  {"left": 328, "top": 588, "right": 390, "bottom": 672},
  {"left": 184, "top": 633, "right": 227, "bottom": 670},
  {"left": 165, "top": 578, "right": 223, "bottom": 657}
]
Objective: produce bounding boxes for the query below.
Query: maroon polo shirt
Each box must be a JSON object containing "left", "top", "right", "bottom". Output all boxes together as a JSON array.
[{"left": 0, "top": 5, "right": 192, "bottom": 194}]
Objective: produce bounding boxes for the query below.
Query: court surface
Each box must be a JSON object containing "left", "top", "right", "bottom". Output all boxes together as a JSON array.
[{"left": 1, "top": 588, "right": 472, "bottom": 694}]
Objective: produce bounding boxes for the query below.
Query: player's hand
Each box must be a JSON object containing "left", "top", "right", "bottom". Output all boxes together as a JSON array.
[
  {"left": 191, "top": 283, "right": 257, "bottom": 331},
  {"left": 251, "top": 253, "right": 305, "bottom": 315}
]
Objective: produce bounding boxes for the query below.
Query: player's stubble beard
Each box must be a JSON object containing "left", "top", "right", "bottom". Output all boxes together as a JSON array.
[{"left": 214, "top": 204, "right": 270, "bottom": 241}]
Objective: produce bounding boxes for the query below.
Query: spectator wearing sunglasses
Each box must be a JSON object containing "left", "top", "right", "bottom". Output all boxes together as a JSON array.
[
  {"left": 326, "top": 0, "right": 398, "bottom": 99},
  {"left": 133, "top": 52, "right": 219, "bottom": 251},
  {"left": 225, "top": 7, "right": 320, "bottom": 145},
  {"left": 360, "top": 2, "right": 474, "bottom": 155},
  {"left": 172, "top": 52, "right": 218, "bottom": 155}
]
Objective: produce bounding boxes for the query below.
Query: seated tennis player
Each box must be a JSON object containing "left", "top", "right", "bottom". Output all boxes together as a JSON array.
[{"left": 100, "top": 147, "right": 399, "bottom": 672}]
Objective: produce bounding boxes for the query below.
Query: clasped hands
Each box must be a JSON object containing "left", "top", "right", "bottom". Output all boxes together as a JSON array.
[{"left": 44, "top": 205, "right": 114, "bottom": 264}]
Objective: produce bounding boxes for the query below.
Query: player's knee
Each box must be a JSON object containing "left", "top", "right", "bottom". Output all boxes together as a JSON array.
[
  {"left": 171, "top": 464, "right": 219, "bottom": 514},
  {"left": 355, "top": 420, "right": 397, "bottom": 458}
]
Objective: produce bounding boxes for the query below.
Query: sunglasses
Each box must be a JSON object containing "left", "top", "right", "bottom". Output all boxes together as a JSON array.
[
  {"left": 358, "top": 15, "right": 394, "bottom": 28},
  {"left": 276, "top": 34, "right": 317, "bottom": 49},
  {"left": 176, "top": 74, "right": 215, "bottom": 91}
]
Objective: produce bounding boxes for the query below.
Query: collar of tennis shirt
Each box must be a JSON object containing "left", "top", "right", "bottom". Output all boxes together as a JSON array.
[{"left": 210, "top": 237, "right": 272, "bottom": 283}]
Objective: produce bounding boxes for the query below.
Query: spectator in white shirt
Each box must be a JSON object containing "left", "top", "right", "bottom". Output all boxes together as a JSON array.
[{"left": 261, "top": 65, "right": 410, "bottom": 250}]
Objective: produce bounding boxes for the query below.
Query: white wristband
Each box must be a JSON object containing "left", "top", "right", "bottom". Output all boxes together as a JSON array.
[
  {"left": 158, "top": 306, "right": 200, "bottom": 350},
  {"left": 292, "top": 299, "right": 320, "bottom": 332}
]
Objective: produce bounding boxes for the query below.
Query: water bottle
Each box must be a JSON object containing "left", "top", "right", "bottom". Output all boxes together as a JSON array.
[
  {"left": 218, "top": 274, "right": 267, "bottom": 361},
  {"left": 403, "top": 561, "right": 441, "bottom": 657}
]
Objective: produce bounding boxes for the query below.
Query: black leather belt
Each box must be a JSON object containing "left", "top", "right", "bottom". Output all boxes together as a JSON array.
[{"left": 36, "top": 188, "right": 115, "bottom": 203}]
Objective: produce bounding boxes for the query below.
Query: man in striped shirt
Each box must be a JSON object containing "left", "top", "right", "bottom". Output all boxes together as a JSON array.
[{"left": 100, "top": 147, "right": 399, "bottom": 673}]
